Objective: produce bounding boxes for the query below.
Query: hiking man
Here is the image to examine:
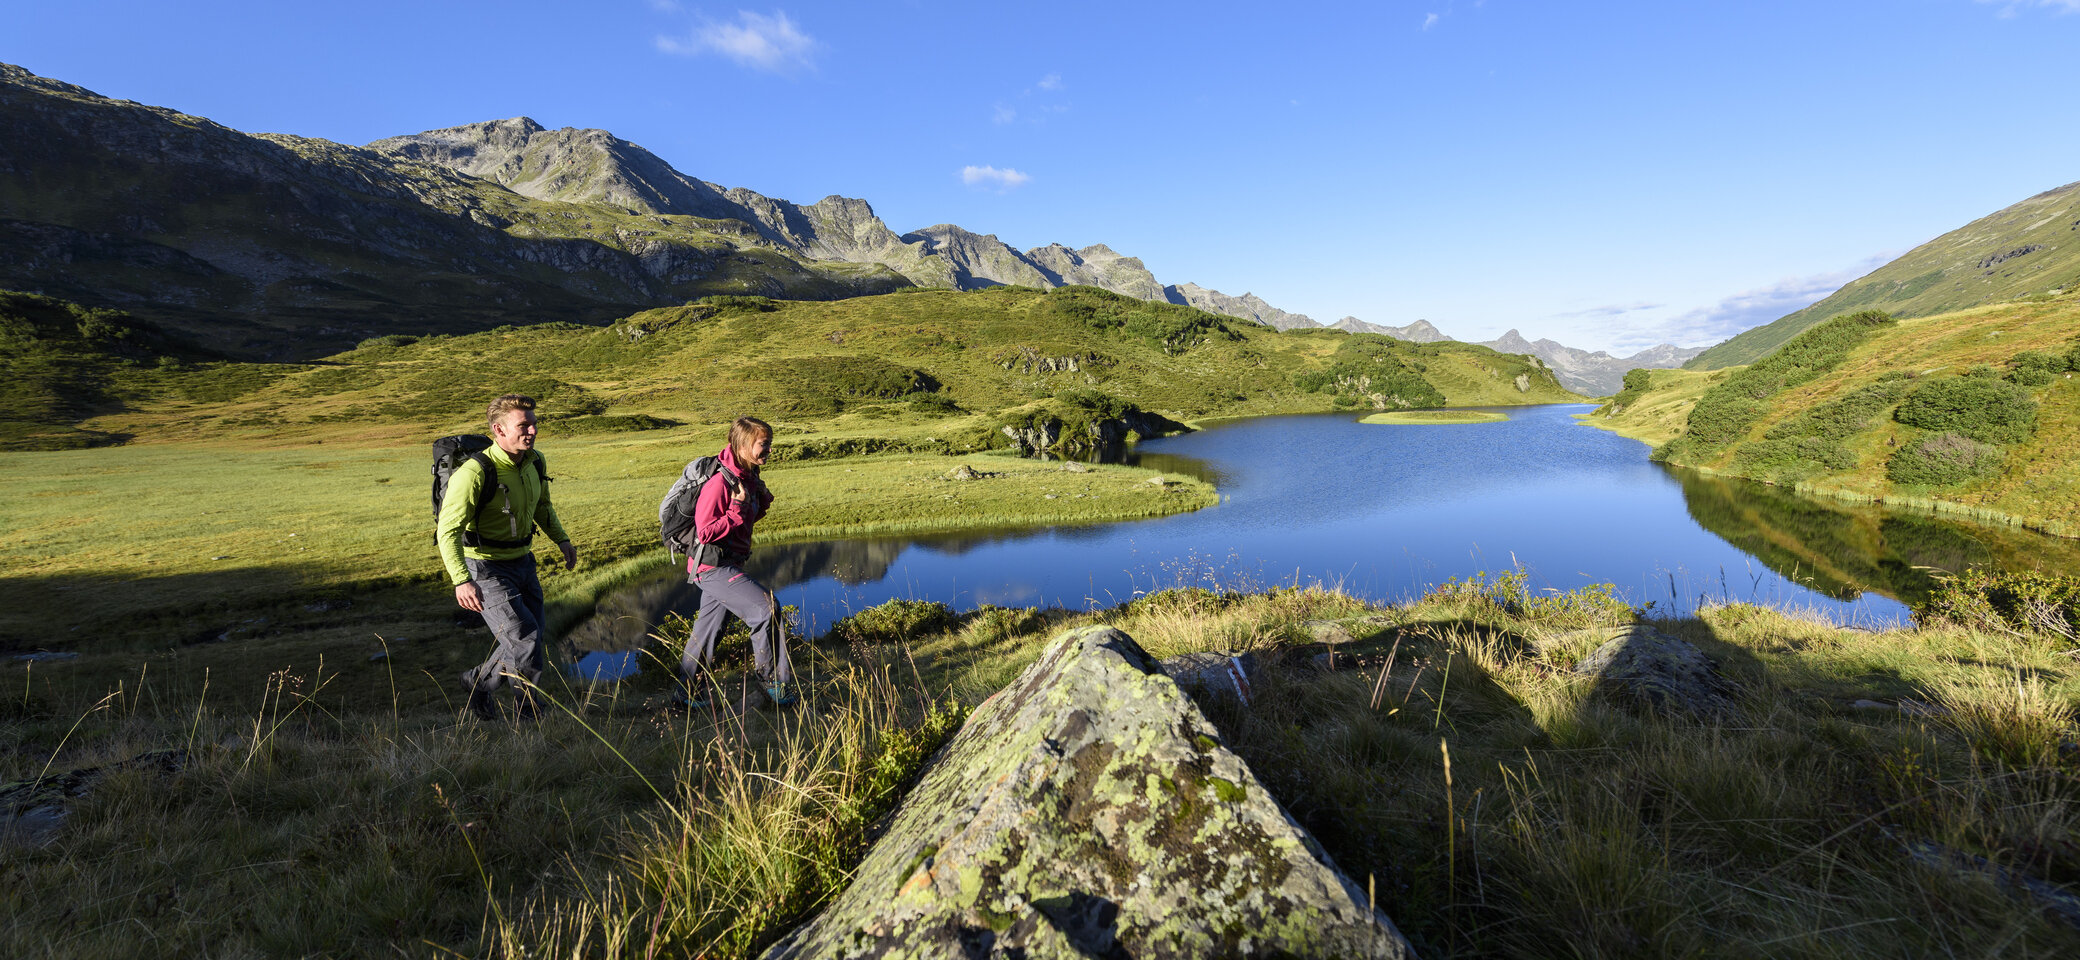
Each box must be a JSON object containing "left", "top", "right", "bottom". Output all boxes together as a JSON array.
[{"left": 439, "top": 393, "right": 577, "bottom": 720}]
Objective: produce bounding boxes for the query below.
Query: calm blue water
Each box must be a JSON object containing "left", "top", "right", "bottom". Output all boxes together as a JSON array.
[{"left": 576, "top": 405, "right": 2068, "bottom": 647}]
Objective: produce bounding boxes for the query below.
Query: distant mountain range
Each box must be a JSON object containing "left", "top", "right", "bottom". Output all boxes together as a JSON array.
[
  {"left": 1688, "top": 178, "right": 2080, "bottom": 370},
  {"left": 0, "top": 61, "right": 1698, "bottom": 384}
]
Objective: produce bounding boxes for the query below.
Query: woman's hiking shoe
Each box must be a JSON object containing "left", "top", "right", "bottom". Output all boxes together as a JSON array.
[
  {"left": 459, "top": 672, "right": 499, "bottom": 721},
  {"left": 670, "top": 689, "right": 709, "bottom": 711},
  {"left": 764, "top": 682, "right": 798, "bottom": 707}
]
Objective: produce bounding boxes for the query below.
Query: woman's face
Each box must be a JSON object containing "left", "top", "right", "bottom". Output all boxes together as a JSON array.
[{"left": 742, "top": 432, "right": 771, "bottom": 466}]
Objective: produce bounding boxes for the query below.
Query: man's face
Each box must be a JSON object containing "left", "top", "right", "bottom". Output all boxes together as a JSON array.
[{"left": 493, "top": 408, "right": 538, "bottom": 455}]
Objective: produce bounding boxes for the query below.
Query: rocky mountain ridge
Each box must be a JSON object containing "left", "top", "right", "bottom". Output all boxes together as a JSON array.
[
  {"left": 0, "top": 65, "right": 908, "bottom": 357},
  {"left": 1332, "top": 316, "right": 1451, "bottom": 342},
  {"left": 3, "top": 61, "right": 1705, "bottom": 375},
  {"left": 1479, "top": 329, "right": 1707, "bottom": 396}
]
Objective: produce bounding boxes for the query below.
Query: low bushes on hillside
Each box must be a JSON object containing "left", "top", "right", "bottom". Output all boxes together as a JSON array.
[
  {"left": 2004, "top": 349, "right": 2070, "bottom": 387},
  {"left": 1885, "top": 431, "right": 2005, "bottom": 486},
  {"left": 750, "top": 356, "right": 939, "bottom": 415},
  {"left": 1893, "top": 372, "right": 2038, "bottom": 444},
  {"left": 1734, "top": 379, "right": 1909, "bottom": 480},
  {"left": 1660, "top": 309, "right": 1895, "bottom": 458},
  {"left": 1044, "top": 286, "right": 1240, "bottom": 354},
  {"left": 1292, "top": 335, "right": 1446, "bottom": 409}
]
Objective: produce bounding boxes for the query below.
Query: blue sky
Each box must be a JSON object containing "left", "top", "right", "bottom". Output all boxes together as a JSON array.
[{"left": 10, "top": 0, "right": 2080, "bottom": 353}]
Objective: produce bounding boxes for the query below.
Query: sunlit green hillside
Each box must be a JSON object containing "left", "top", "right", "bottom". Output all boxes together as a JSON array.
[
  {"left": 10, "top": 285, "right": 1579, "bottom": 450},
  {"left": 1689, "top": 179, "right": 2080, "bottom": 369},
  {"left": 1587, "top": 294, "right": 2080, "bottom": 536}
]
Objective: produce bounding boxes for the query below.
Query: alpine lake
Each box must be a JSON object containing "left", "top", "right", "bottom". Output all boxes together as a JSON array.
[{"left": 570, "top": 404, "right": 2080, "bottom": 656}]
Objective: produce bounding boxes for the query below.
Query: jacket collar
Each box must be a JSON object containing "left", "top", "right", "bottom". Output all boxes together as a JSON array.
[{"left": 719, "top": 444, "right": 755, "bottom": 480}]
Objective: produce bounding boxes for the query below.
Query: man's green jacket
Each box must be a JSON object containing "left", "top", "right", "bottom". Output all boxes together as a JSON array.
[{"left": 436, "top": 445, "right": 570, "bottom": 586}]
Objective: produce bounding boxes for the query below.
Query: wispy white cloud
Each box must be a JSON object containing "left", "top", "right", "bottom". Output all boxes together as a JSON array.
[
  {"left": 1036, "top": 73, "right": 1063, "bottom": 91},
  {"left": 1552, "top": 301, "right": 1665, "bottom": 319},
  {"left": 961, "top": 165, "right": 1031, "bottom": 192},
  {"left": 656, "top": 10, "right": 817, "bottom": 73},
  {"left": 1423, "top": 13, "right": 1440, "bottom": 29},
  {"left": 1976, "top": 0, "right": 2080, "bottom": 16},
  {"left": 647, "top": 0, "right": 681, "bottom": 12},
  {"left": 1580, "top": 253, "right": 1895, "bottom": 353}
]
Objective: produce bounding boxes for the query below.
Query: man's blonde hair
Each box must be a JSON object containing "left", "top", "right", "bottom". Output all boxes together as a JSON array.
[
  {"left": 728, "top": 416, "right": 773, "bottom": 465},
  {"left": 486, "top": 394, "right": 537, "bottom": 430}
]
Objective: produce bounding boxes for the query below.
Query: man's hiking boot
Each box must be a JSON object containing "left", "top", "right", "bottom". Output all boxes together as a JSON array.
[
  {"left": 459, "top": 672, "right": 499, "bottom": 722},
  {"left": 764, "top": 682, "right": 798, "bottom": 708}
]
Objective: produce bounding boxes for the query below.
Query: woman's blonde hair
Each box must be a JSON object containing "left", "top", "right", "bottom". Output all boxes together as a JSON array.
[{"left": 728, "top": 416, "right": 773, "bottom": 465}]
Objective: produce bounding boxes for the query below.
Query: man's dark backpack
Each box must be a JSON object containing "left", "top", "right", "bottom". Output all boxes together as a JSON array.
[
  {"left": 431, "top": 434, "right": 546, "bottom": 548},
  {"left": 659, "top": 455, "right": 738, "bottom": 567}
]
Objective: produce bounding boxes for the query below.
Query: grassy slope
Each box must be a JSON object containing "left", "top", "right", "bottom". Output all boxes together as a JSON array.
[
  {"left": 1, "top": 286, "right": 1581, "bottom": 648},
  {"left": 1587, "top": 294, "right": 2080, "bottom": 535},
  {"left": 8, "top": 582, "right": 2076, "bottom": 958},
  {"left": 1689, "top": 179, "right": 2080, "bottom": 370}
]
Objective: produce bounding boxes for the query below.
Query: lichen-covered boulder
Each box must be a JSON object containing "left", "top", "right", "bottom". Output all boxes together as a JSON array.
[{"left": 765, "top": 626, "right": 1413, "bottom": 959}]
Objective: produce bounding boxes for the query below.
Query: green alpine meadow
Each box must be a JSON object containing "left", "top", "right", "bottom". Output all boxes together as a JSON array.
[{"left": 7, "top": 22, "right": 2080, "bottom": 960}]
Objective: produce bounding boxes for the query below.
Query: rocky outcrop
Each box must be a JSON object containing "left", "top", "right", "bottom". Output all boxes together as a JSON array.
[
  {"left": 999, "top": 409, "right": 1183, "bottom": 457},
  {"left": 1028, "top": 243, "right": 1167, "bottom": 301},
  {"left": 900, "top": 224, "right": 1055, "bottom": 289},
  {"left": 764, "top": 626, "right": 1412, "bottom": 959}
]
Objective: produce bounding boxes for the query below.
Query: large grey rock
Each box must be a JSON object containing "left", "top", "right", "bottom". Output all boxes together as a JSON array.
[
  {"left": 766, "top": 626, "right": 1412, "bottom": 959},
  {"left": 1570, "top": 626, "right": 1739, "bottom": 717}
]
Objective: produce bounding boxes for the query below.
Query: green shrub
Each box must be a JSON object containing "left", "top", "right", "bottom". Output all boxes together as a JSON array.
[
  {"left": 545, "top": 414, "right": 677, "bottom": 434},
  {"left": 1885, "top": 431, "right": 2003, "bottom": 486},
  {"left": 908, "top": 392, "right": 962, "bottom": 416},
  {"left": 355, "top": 334, "right": 419, "bottom": 350},
  {"left": 1292, "top": 336, "right": 1446, "bottom": 408},
  {"left": 1603, "top": 368, "right": 1653, "bottom": 409},
  {"left": 1053, "top": 388, "right": 1130, "bottom": 420},
  {"left": 1675, "top": 310, "right": 1895, "bottom": 453},
  {"left": 1739, "top": 379, "right": 1909, "bottom": 477},
  {"left": 823, "top": 598, "right": 956, "bottom": 644},
  {"left": 1043, "top": 287, "right": 1238, "bottom": 353},
  {"left": 754, "top": 356, "right": 936, "bottom": 406},
  {"left": 2005, "top": 350, "right": 2065, "bottom": 387},
  {"left": 698, "top": 295, "right": 779, "bottom": 312},
  {"left": 1894, "top": 376, "right": 2037, "bottom": 444},
  {"left": 1915, "top": 569, "right": 2080, "bottom": 639}
]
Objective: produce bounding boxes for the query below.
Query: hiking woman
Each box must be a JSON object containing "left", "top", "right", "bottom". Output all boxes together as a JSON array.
[{"left": 680, "top": 416, "right": 794, "bottom": 707}]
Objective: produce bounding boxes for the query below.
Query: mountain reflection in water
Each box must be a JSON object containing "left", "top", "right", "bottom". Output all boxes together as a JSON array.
[
  {"left": 570, "top": 407, "right": 2080, "bottom": 653},
  {"left": 1675, "top": 470, "right": 2080, "bottom": 607}
]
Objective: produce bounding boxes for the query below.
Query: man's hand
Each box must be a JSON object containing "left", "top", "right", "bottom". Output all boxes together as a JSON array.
[
  {"left": 558, "top": 540, "right": 578, "bottom": 570},
  {"left": 455, "top": 582, "right": 483, "bottom": 612}
]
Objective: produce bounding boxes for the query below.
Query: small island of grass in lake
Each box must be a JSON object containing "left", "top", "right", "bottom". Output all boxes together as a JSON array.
[{"left": 1360, "top": 409, "right": 1508, "bottom": 425}]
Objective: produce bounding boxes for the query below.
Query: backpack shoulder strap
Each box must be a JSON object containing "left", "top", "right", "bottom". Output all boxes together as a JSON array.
[{"left": 465, "top": 450, "right": 496, "bottom": 515}]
